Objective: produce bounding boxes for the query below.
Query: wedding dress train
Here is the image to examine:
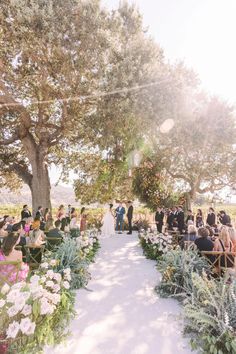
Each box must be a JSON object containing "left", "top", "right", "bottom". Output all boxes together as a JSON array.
[{"left": 101, "top": 211, "right": 115, "bottom": 237}]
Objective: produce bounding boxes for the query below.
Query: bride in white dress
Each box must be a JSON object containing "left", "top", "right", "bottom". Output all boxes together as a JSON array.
[{"left": 101, "top": 204, "right": 115, "bottom": 237}]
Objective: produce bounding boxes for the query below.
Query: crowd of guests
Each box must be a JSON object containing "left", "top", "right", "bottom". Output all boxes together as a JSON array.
[
  {"left": 0, "top": 204, "right": 88, "bottom": 283},
  {"left": 155, "top": 206, "right": 232, "bottom": 233},
  {"left": 154, "top": 205, "right": 236, "bottom": 270}
]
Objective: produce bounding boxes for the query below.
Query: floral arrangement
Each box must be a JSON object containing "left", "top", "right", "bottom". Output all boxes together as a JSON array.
[
  {"left": 139, "top": 230, "right": 172, "bottom": 260},
  {"left": 0, "top": 230, "right": 100, "bottom": 353},
  {"left": 0, "top": 264, "right": 75, "bottom": 354}
]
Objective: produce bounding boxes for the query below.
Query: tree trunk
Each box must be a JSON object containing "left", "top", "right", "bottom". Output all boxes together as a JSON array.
[
  {"left": 29, "top": 162, "right": 51, "bottom": 216},
  {"left": 184, "top": 192, "right": 193, "bottom": 211},
  {"left": 21, "top": 135, "right": 52, "bottom": 215}
]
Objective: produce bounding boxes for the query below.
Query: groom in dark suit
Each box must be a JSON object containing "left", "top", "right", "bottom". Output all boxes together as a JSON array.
[
  {"left": 127, "top": 201, "right": 133, "bottom": 234},
  {"left": 115, "top": 202, "right": 126, "bottom": 234}
]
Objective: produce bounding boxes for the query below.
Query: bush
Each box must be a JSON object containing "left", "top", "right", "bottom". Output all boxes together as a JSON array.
[
  {"left": 156, "top": 249, "right": 210, "bottom": 299},
  {"left": 184, "top": 273, "right": 236, "bottom": 354}
]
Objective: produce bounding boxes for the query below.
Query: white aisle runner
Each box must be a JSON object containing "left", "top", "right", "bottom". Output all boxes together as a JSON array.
[{"left": 46, "top": 234, "right": 194, "bottom": 354}]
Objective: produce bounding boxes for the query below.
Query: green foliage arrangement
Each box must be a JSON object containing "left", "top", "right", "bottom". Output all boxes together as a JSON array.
[
  {"left": 156, "top": 249, "right": 210, "bottom": 299},
  {"left": 139, "top": 231, "right": 172, "bottom": 260},
  {"left": 184, "top": 273, "right": 236, "bottom": 354}
]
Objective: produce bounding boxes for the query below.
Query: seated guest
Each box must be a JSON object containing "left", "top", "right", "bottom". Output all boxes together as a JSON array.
[
  {"left": 205, "top": 225, "right": 214, "bottom": 238},
  {"left": 180, "top": 225, "right": 198, "bottom": 250},
  {"left": 0, "top": 232, "right": 29, "bottom": 282},
  {"left": 5, "top": 217, "right": 16, "bottom": 232},
  {"left": 218, "top": 210, "right": 231, "bottom": 226},
  {"left": 214, "top": 227, "right": 234, "bottom": 268},
  {"left": 12, "top": 222, "right": 26, "bottom": 247},
  {"left": 47, "top": 220, "right": 63, "bottom": 238},
  {"left": 195, "top": 227, "right": 214, "bottom": 253},
  {"left": 29, "top": 219, "right": 45, "bottom": 246},
  {"left": 228, "top": 226, "right": 236, "bottom": 252},
  {"left": 0, "top": 220, "right": 8, "bottom": 237},
  {"left": 23, "top": 217, "right": 32, "bottom": 235}
]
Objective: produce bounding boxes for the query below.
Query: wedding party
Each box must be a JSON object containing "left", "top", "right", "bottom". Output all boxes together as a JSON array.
[{"left": 1, "top": 0, "right": 236, "bottom": 353}]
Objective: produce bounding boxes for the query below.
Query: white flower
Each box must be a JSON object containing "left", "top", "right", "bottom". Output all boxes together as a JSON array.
[
  {"left": 40, "top": 298, "right": 55, "bottom": 315},
  {"left": 51, "top": 293, "right": 61, "bottom": 305},
  {"left": 45, "top": 280, "right": 54, "bottom": 288},
  {"left": 41, "top": 276, "right": 46, "bottom": 283},
  {"left": 0, "top": 299, "right": 6, "bottom": 308},
  {"left": 14, "top": 294, "right": 26, "bottom": 311},
  {"left": 64, "top": 268, "right": 71, "bottom": 275},
  {"left": 30, "top": 275, "right": 40, "bottom": 284},
  {"left": 21, "top": 304, "right": 32, "bottom": 316},
  {"left": 7, "top": 289, "right": 20, "bottom": 303},
  {"left": 62, "top": 281, "right": 70, "bottom": 290},
  {"left": 1, "top": 283, "right": 10, "bottom": 295},
  {"left": 41, "top": 262, "right": 49, "bottom": 269},
  {"left": 11, "top": 282, "right": 26, "bottom": 290},
  {"left": 50, "top": 259, "right": 57, "bottom": 266},
  {"left": 53, "top": 273, "right": 62, "bottom": 283},
  {"left": 64, "top": 273, "right": 71, "bottom": 282},
  {"left": 6, "top": 321, "right": 20, "bottom": 339},
  {"left": 52, "top": 284, "right": 60, "bottom": 293},
  {"left": 21, "top": 291, "right": 30, "bottom": 301},
  {"left": 7, "top": 305, "right": 19, "bottom": 317},
  {"left": 46, "top": 270, "right": 54, "bottom": 279},
  {"left": 20, "top": 318, "right": 36, "bottom": 336}
]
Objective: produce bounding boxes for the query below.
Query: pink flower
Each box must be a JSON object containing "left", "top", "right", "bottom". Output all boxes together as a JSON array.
[{"left": 20, "top": 318, "right": 36, "bottom": 335}]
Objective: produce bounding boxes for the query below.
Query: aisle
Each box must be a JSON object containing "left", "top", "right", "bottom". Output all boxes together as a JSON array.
[{"left": 46, "top": 234, "right": 194, "bottom": 354}]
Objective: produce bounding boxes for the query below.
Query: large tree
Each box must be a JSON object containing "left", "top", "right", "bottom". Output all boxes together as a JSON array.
[
  {"left": 148, "top": 94, "right": 236, "bottom": 208},
  {"left": 0, "top": 0, "right": 170, "bottom": 212}
]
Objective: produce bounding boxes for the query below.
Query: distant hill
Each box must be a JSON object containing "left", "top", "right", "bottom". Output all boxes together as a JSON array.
[{"left": 0, "top": 184, "right": 80, "bottom": 207}]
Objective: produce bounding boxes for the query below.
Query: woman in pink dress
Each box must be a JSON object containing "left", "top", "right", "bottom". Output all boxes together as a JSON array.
[
  {"left": 80, "top": 207, "right": 87, "bottom": 232},
  {"left": 0, "top": 232, "right": 29, "bottom": 283}
]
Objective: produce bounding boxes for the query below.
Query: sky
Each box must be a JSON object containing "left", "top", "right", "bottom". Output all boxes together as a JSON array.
[
  {"left": 51, "top": 0, "right": 236, "bottom": 192},
  {"left": 103, "top": 0, "right": 236, "bottom": 104}
]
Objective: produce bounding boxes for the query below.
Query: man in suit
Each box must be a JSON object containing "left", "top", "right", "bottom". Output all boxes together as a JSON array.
[
  {"left": 21, "top": 205, "right": 32, "bottom": 220},
  {"left": 127, "top": 201, "right": 133, "bottom": 234},
  {"left": 177, "top": 206, "right": 185, "bottom": 234},
  {"left": 47, "top": 220, "right": 63, "bottom": 238},
  {"left": 155, "top": 207, "right": 164, "bottom": 233},
  {"left": 115, "top": 202, "right": 126, "bottom": 234}
]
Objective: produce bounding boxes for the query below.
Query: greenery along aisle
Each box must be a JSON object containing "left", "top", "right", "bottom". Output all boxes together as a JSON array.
[
  {"left": 140, "top": 234, "right": 236, "bottom": 354},
  {"left": 0, "top": 231, "right": 100, "bottom": 354}
]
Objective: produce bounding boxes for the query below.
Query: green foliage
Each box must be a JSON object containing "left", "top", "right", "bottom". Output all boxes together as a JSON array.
[
  {"left": 156, "top": 249, "right": 210, "bottom": 299},
  {"left": 132, "top": 155, "right": 180, "bottom": 210},
  {"left": 51, "top": 238, "right": 91, "bottom": 289},
  {"left": 184, "top": 273, "right": 236, "bottom": 354}
]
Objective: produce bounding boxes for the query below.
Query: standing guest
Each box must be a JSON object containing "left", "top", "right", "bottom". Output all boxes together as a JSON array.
[
  {"left": 218, "top": 210, "right": 231, "bottom": 226},
  {"left": 0, "top": 233, "right": 29, "bottom": 282},
  {"left": 43, "top": 208, "right": 50, "bottom": 222},
  {"left": 167, "top": 208, "right": 175, "bottom": 230},
  {"left": 186, "top": 210, "right": 194, "bottom": 225},
  {"left": 127, "top": 201, "right": 133, "bottom": 235},
  {"left": 177, "top": 206, "right": 185, "bottom": 234},
  {"left": 155, "top": 207, "right": 164, "bottom": 233},
  {"left": 56, "top": 205, "right": 67, "bottom": 231},
  {"left": 36, "top": 206, "right": 44, "bottom": 221},
  {"left": 21, "top": 205, "right": 32, "bottom": 221},
  {"left": 172, "top": 206, "right": 178, "bottom": 228},
  {"left": 196, "top": 209, "right": 203, "bottom": 228},
  {"left": 206, "top": 207, "right": 216, "bottom": 226},
  {"left": 66, "top": 204, "right": 72, "bottom": 224},
  {"left": 80, "top": 207, "right": 87, "bottom": 232},
  {"left": 115, "top": 202, "right": 126, "bottom": 234},
  {"left": 45, "top": 216, "right": 54, "bottom": 232}
]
